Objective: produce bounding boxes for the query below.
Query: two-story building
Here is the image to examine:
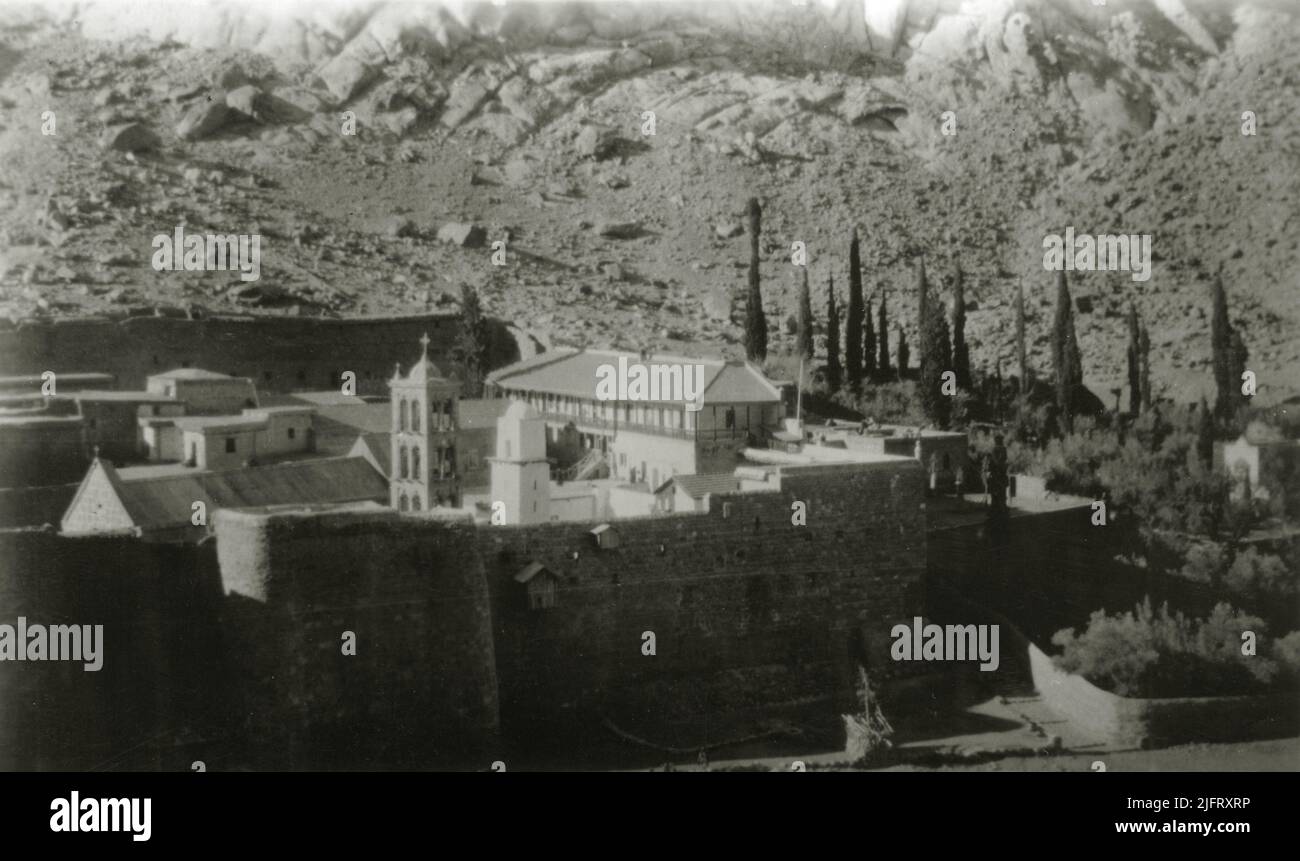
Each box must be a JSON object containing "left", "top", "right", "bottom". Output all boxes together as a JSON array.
[{"left": 485, "top": 349, "right": 786, "bottom": 489}]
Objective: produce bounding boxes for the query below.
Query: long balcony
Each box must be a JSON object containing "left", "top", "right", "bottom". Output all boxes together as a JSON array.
[{"left": 531, "top": 408, "right": 752, "bottom": 442}]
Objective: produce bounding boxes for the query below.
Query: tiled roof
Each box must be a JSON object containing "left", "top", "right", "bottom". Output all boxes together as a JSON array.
[
  {"left": 486, "top": 349, "right": 781, "bottom": 404},
  {"left": 655, "top": 473, "right": 742, "bottom": 499},
  {"left": 110, "top": 457, "right": 387, "bottom": 531}
]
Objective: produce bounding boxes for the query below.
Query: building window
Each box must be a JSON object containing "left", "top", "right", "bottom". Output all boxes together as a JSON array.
[
  {"left": 400, "top": 399, "right": 408, "bottom": 432},
  {"left": 412, "top": 494, "right": 422, "bottom": 511},
  {"left": 412, "top": 446, "right": 420, "bottom": 478},
  {"left": 411, "top": 402, "right": 421, "bottom": 433},
  {"left": 399, "top": 446, "right": 409, "bottom": 479},
  {"left": 287, "top": 427, "right": 295, "bottom": 440},
  {"left": 399, "top": 493, "right": 409, "bottom": 512},
  {"left": 225, "top": 437, "right": 236, "bottom": 453}
]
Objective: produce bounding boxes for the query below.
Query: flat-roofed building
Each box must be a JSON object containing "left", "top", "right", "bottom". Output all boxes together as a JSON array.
[{"left": 146, "top": 367, "right": 258, "bottom": 415}]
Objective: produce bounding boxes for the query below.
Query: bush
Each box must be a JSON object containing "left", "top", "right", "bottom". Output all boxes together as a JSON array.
[
  {"left": 1051, "top": 598, "right": 1287, "bottom": 697},
  {"left": 1224, "top": 547, "right": 1297, "bottom": 599}
]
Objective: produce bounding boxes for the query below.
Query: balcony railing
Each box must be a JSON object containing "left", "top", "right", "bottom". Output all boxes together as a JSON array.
[{"left": 531, "top": 408, "right": 752, "bottom": 441}]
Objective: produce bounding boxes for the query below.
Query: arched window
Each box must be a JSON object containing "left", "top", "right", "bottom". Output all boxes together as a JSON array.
[
  {"left": 412, "top": 494, "right": 422, "bottom": 511},
  {"left": 412, "top": 446, "right": 420, "bottom": 479},
  {"left": 411, "top": 401, "right": 420, "bottom": 433},
  {"left": 399, "top": 446, "right": 409, "bottom": 479},
  {"left": 400, "top": 399, "right": 408, "bottom": 432},
  {"left": 398, "top": 493, "right": 409, "bottom": 512}
]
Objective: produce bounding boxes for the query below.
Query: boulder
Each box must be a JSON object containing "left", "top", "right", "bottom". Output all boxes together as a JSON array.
[
  {"left": 437, "top": 222, "right": 487, "bottom": 247},
  {"left": 176, "top": 99, "right": 232, "bottom": 140},
  {"left": 575, "top": 123, "right": 620, "bottom": 159},
  {"left": 101, "top": 122, "right": 160, "bottom": 152}
]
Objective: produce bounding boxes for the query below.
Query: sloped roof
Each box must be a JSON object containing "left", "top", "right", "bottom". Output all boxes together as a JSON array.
[
  {"left": 350, "top": 432, "right": 392, "bottom": 477},
  {"left": 486, "top": 349, "right": 781, "bottom": 404},
  {"left": 458, "top": 398, "right": 511, "bottom": 430},
  {"left": 111, "top": 457, "right": 387, "bottom": 531},
  {"left": 514, "top": 560, "right": 557, "bottom": 583},
  {"left": 149, "top": 368, "right": 238, "bottom": 381},
  {"left": 655, "top": 473, "right": 742, "bottom": 499}
]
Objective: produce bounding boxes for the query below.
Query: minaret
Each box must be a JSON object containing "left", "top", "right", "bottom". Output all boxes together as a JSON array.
[
  {"left": 389, "top": 333, "right": 461, "bottom": 511},
  {"left": 489, "top": 402, "right": 550, "bottom": 525}
]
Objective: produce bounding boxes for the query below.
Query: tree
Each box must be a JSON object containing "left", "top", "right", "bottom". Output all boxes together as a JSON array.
[
  {"left": 951, "top": 265, "right": 971, "bottom": 390},
  {"left": 863, "top": 295, "right": 877, "bottom": 380},
  {"left": 918, "top": 258, "right": 952, "bottom": 429},
  {"left": 1197, "top": 397, "right": 1215, "bottom": 469},
  {"left": 877, "top": 284, "right": 891, "bottom": 379},
  {"left": 1139, "top": 322, "right": 1152, "bottom": 412},
  {"left": 825, "top": 277, "right": 842, "bottom": 391},
  {"left": 1126, "top": 303, "right": 1141, "bottom": 416},
  {"left": 1230, "top": 329, "right": 1249, "bottom": 418},
  {"left": 846, "top": 228, "right": 864, "bottom": 388},
  {"left": 1051, "top": 271, "right": 1083, "bottom": 433},
  {"left": 1210, "top": 276, "right": 1248, "bottom": 423},
  {"left": 1015, "top": 278, "right": 1029, "bottom": 395},
  {"left": 795, "top": 266, "right": 814, "bottom": 360},
  {"left": 745, "top": 197, "right": 767, "bottom": 362},
  {"left": 896, "top": 325, "right": 909, "bottom": 376},
  {"left": 456, "top": 283, "right": 489, "bottom": 398}
]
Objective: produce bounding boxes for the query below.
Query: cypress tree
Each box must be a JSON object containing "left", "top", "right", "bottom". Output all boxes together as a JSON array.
[
  {"left": 863, "top": 295, "right": 877, "bottom": 380},
  {"left": 826, "top": 278, "right": 842, "bottom": 392},
  {"left": 896, "top": 325, "right": 909, "bottom": 376},
  {"left": 1126, "top": 302, "right": 1141, "bottom": 416},
  {"left": 846, "top": 228, "right": 864, "bottom": 389},
  {"left": 1051, "top": 270, "right": 1083, "bottom": 433},
  {"left": 951, "top": 265, "right": 971, "bottom": 390},
  {"left": 877, "top": 285, "right": 891, "bottom": 379},
  {"left": 744, "top": 197, "right": 767, "bottom": 362},
  {"left": 1139, "top": 322, "right": 1152, "bottom": 412},
  {"left": 1015, "top": 278, "right": 1029, "bottom": 395},
  {"left": 1196, "top": 397, "right": 1215, "bottom": 468},
  {"left": 795, "top": 266, "right": 814, "bottom": 360},
  {"left": 456, "top": 283, "right": 488, "bottom": 398},
  {"left": 919, "top": 260, "right": 953, "bottom": 429},
  {"left": 1229, "top": 329, "right": 1249, "bottom": 418},
  {"left": 1211, "top": 276, "right": 1232, "bottom": 420}
]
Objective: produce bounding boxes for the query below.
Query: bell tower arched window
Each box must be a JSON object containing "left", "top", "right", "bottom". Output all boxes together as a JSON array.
[{"left": 399, "top": 446, "right": 409, "bottom": 479}]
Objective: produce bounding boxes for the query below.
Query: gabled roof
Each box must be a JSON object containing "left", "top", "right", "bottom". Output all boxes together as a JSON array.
[
  {"left": 76, "top": 457, "right": 387, "bottom": 532},
  {"left": 654, "top": 473, "right": 742, "bottom": 499},
  {"left": 514, "top": 560, "right": 558, "bottom": 583},
  {"left": 486, "top": 349, "right": 782, "bottom": 404},
  {"left": 349, "top": 432, "right": 392, "bottom": 477}
]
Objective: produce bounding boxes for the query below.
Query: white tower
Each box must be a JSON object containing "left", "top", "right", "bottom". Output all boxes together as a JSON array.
[
  {"left": 489, "top": 402, "right": 550, "bottom": 525},
  {"left": 389, "top": 333, "right": 461, "bottom": 512}
]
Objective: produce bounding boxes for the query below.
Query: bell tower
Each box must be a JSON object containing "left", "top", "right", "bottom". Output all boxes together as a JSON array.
[{"left": 389, "top": 333, "right": 461, "bottom": 511}]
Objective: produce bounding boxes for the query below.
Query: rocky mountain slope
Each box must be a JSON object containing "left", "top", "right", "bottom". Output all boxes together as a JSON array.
[{"left": 1, "top": 0, "right": 1297, "bottom": 403}]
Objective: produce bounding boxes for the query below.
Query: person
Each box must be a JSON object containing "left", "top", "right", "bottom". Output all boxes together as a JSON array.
[{"left": 697, "top": 749, "right": 709, "bottom": 771}]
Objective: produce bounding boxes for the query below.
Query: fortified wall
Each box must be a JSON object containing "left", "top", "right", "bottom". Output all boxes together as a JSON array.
[
  {"left": 0, "top": 313, "right": 519, "bottom": 396},
  {"left": 213, "top": 459, "right": 927, "bottom": 764},
  {"left": 0, "top": 530, "right": 226, "bottom": 771}
]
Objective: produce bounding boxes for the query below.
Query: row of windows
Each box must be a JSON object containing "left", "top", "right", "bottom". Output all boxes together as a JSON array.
[
  {"left": 397, "top": 397, "right": 455, "bottom": 433},
  {"left": 397, "top": 444, "right": 456, "bottom": 479}
]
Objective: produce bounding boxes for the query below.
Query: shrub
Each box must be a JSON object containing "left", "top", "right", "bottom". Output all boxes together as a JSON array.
[
  {"left": 1051, "top": 598, "right": 1285, "bottom": 697},
  {"left": 1224, "top": 547, "right": 1297, "bottom": 599}
]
